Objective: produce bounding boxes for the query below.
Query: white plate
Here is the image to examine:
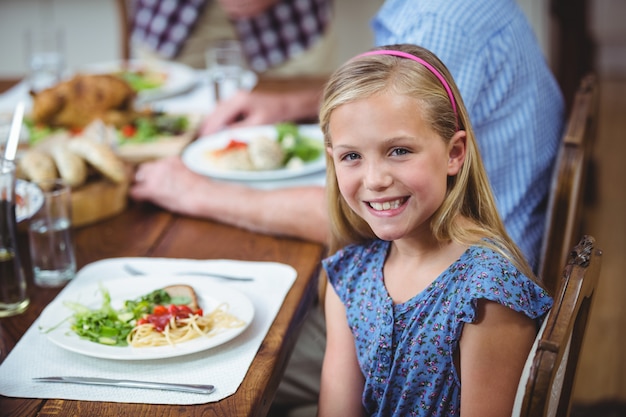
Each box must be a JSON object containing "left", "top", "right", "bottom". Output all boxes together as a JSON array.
[
  {"left": 15, "top": 179, "right": 43, "bottom": 223},
  {"left": 41, "top": 275, "right": 254, "bottom": 360},
  {"left": 80, "top": 59, "right": 198, "bottom": 102},
  {"left": 182, "top": 124, "right": 325, "bottom": 181}
]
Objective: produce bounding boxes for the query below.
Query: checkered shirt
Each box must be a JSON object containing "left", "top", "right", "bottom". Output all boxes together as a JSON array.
[{"left": 130, "top": 0, "right": 331, "bottom": 72}]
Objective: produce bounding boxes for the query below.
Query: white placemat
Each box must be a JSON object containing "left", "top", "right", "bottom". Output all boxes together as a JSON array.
[{"left": 0, "top": 257, "right": 297, "bottom": 405}]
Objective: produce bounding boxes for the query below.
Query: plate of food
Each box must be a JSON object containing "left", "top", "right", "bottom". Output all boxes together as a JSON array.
[
  {"left": 182, "top": 123, "right": 326, "bottom": 181},
  {"left": 79, "top": 59, "right": 198, "bottom": 102},
  {"left": 40, "top": 275, "right": 254, "bottom": 360}
]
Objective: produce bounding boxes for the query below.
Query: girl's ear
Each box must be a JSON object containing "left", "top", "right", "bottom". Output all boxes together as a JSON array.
[{"left": 447, "top": 130, "right": 466, "bottom": 176}]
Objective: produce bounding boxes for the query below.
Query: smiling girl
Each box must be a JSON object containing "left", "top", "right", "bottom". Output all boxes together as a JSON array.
[{"left": 318, "top": 44, "right": 553, "bottom": 417}]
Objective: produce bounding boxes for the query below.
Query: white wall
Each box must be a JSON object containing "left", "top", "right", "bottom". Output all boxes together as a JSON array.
[
  {"left": 0, "top": 0, "right": 123, "bottom": 78},
  {"left": 333, "top": 0, "right": 382, "bottom": 63}
]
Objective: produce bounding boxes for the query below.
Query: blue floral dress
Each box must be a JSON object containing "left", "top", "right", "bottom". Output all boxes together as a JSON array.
[{"left": 322, "top": 239, "right": 553, "bottom": 417}]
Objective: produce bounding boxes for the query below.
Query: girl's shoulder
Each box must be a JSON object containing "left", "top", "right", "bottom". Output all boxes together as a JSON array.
[
  {"left": 322, "top": 240, "right": 389, "bottom": 285},
  {"left": 450, "top": 243, "right": 552, "bottom": 321}
]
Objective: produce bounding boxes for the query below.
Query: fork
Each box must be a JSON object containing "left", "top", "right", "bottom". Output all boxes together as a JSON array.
[{"left": 123, "top": 264, "right": 254, "bottom": 282}]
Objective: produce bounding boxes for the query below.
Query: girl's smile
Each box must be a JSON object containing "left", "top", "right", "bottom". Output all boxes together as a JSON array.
[{"left": 367, "top": 197, "right": 408, "bottom": 212}]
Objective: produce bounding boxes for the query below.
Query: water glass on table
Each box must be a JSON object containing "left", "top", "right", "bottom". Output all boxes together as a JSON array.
[
  {"left": 0, "top": 158, "right": 30, "bottom": 317},
  {"left": 28, "top": 179, "right": 76, "bottom": 287},
  {"left": 25, "top": 28, "right": 65, "bottom": 92},
  {"left": 206, "top": 39, "right": 246, "bottom": 102}
]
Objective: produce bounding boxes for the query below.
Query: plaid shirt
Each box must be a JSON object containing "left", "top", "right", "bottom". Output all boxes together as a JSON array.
[{"left": 130, "top": 0, "right": 331, "bottom": 72}]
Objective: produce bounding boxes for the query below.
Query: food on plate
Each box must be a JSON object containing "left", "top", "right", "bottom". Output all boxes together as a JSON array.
[
  {"left": 30, "top": 74, "right": 137, "bottom": 130},
  {"left": 26, "top": 72, "right": 199, "bottom": 164},
  {"left": 248, "top": 136, "right": 285, "bottom": 170},
  {"left": 58, "top": 283, "right": 246, "bottom": 348},
  {"left": 113, "top": 67, "right": 167, "bottom": 92},
  {"left": 206, "top": 122, "right": 323, "bottom": 171},
  {"left": 115, "top": 111, "right": 190, "bottom": 144},
  {"left": 19, "top": 120, "right": 128, "bottom": 188}
]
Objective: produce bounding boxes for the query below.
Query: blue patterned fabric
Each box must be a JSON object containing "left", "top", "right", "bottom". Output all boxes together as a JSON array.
[
  {"left": 323, "top": 239, "right": 553, "bottom": 416},
  {"left": 372, "top": 0, "right": 565, "bottom": 270}
]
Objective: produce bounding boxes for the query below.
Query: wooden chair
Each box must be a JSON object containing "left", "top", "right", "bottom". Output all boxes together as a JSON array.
[
  {"left": 513, "top": 235, "right": 602, "bottom": 417},
  {"left": 538, "top": 74, "right": 599, "bottom": 296}
]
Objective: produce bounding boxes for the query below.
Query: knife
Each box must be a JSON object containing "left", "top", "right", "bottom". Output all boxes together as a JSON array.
[
  {"left": 3, "top": 101, "right": 25, "bottom": 162},
  {"left": 33, "top": 376, "right": 215, "bottom": 395}
]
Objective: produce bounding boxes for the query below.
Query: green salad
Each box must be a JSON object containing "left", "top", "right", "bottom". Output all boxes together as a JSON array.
[
  {"left": 275, "top": 122, "right": 324, "bottom": 165},
  {"left": 115, "top": 69, "right": 166, "bottom": 92},
  {"left": 50, "top": 284, "right": 189, "bottom": 347}
]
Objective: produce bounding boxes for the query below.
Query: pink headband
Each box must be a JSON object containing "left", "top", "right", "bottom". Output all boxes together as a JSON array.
[{"left": 355, "top": 49, "right": 459, "bottom": 129}]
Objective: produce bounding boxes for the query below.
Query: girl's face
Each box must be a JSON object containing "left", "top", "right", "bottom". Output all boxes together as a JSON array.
[{"left": 327, "top": 90, "right": 465, "bottom": 243}]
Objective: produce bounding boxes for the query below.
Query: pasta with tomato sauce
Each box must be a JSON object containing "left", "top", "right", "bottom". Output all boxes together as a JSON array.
[{"left": 127, "top": 303, "right": 245, "bottom": 348}]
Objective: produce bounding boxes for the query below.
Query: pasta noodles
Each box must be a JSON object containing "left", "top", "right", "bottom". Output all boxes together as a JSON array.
[{"left": 127, "top": 303, "right": 246, "bottom": 348}]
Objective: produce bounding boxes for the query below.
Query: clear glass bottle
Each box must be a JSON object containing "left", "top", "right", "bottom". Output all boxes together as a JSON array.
[{"left": 0, "top": 158, "right": 30, "bottom": 317}]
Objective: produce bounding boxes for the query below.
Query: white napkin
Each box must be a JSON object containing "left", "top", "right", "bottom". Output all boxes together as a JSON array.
[{"left": 0, "top": 257, "right": 297, "bottom": 405}]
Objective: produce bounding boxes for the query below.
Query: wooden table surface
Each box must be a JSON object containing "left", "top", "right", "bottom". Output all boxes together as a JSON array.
[
  {"left": 0, "top": 201, "right": 325, "bottom": 417},
  {"left": 0, "top": 77, "right": 326, "bottom": 416}
]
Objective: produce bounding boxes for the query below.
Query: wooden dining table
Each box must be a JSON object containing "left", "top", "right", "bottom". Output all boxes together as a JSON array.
[{"left": 0, "top": 76, "right": 328, "bottom": 416}]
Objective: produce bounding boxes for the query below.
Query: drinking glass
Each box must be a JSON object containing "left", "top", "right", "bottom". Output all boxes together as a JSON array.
[
  {"left": 28, "top": 179, "right": 76, "bottom": 287},
  {"left": 25, "top": 28, "right": 65, "bottom": 92},
  {"left": 0, "top": 158, "right": 30, "bottom": 317},
  {"left": 206, "top": 39, "right": 246, "bottom": 102}
]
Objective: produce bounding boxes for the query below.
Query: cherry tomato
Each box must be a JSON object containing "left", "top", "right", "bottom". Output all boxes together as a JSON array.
[
  {"left": 152, "top": 305, "right": 167, "bottom": 315},
  {"left": 121, "top": 124, "right": 137, "bottom": 138}
]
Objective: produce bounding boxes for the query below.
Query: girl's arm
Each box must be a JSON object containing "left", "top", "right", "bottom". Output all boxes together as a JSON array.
[
  {"left": 459, "top": 299, "right": 537, "bottom": 417},
  {"left": 318, "top": 285, "right": 366, "bottom": 417}
]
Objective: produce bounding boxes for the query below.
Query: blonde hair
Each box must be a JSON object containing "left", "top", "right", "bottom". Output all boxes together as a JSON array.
[{"left": 319, "top": 44, "right": 537, "bottom": 281}]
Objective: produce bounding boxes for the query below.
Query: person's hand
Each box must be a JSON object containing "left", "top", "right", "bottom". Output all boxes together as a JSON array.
[
  {"left": 201, "top": 90, "right": 297, "bottom": 135},
  {"left": 217, "top": 0, "right": 279, "bottom": 19},
  {"left": 129, "top": 156, "right": 207, "bottom": 216}
]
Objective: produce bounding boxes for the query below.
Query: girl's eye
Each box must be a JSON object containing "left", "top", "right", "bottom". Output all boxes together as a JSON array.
[
  {"left": 341, "top": 152, "right": 361, "bottom": 161},
  {"left": 390, "top": 147, "right": 410, "bottom": 156}
]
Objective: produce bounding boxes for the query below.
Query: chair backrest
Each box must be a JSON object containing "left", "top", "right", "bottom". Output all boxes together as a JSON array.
[
  {"left": 513, "top": 235, "right": 602, "bottom": 417},
  {"left": 538, "top": 74, "right": 599, "bottom": 296}
]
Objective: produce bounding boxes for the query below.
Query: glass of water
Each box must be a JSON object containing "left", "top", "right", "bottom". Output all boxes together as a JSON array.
[
  {"left": 25, "top": 28, "right": 65, "bottom": 92},
  {"left": 28, "top": 179, "right": 76, "bottom": 287},
  {"left": 206, "top": 39, "right": 246, "bottom": 103}
]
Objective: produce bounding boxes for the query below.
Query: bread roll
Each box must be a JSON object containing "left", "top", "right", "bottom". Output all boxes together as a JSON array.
[
  {"left": 18, "top": 149, "right": 57, "bottom": 187},
  {"left": 32, "top": 133, "right": 88, "bottom": 188},
  {"left": 67, "top": 137, "right": 126, "bottom": 184},
  {"left": 163, "top": 285, "right": 199, "bottom": 310}
]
